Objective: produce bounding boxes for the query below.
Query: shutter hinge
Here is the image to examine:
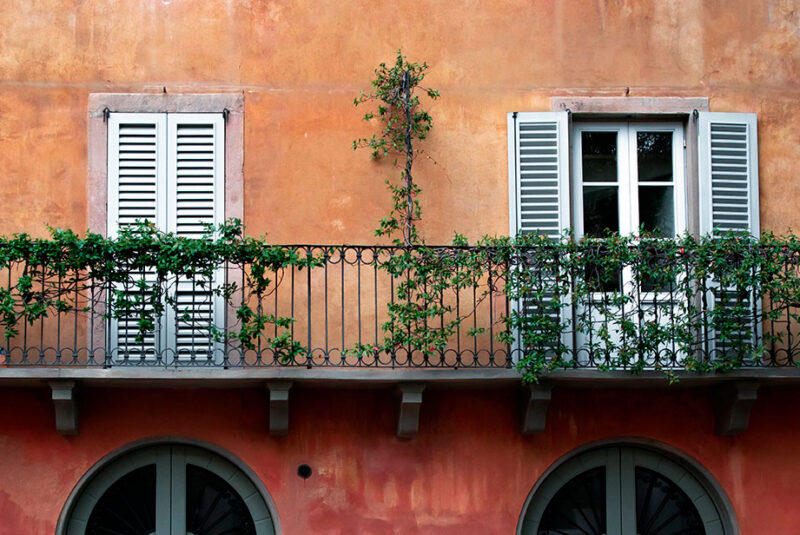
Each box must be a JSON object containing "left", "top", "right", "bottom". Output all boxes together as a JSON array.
[
  {"left": 222, "top": 108, "right": 230, "bottom": 123},
  {"left": 692, "top": 109, "right": 699, "bottom": 120},
  {"left": 512, "top": 111, "right": 518, "bottom": 119},
  {"left": 102, "top": 107, "right": 110, "bottom": 123}
]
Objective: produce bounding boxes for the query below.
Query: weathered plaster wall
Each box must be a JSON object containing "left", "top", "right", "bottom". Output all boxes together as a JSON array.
[
  {"left": 0, "top": 386, "right": 798, "bottom": 534},
  {"left": 0, "top": 0, "right": 799, "bottom": 239}
]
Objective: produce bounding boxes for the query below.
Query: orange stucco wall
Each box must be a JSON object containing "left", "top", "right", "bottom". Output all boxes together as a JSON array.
[
  {"left": 1, "top": 0, "right": 799, "bottom": 241},
  {"left": 0, "top": 386, "right": 799, "bottom": 534},
  {"left": 2, "top": 2, "right": 800, "bottom": 534}
]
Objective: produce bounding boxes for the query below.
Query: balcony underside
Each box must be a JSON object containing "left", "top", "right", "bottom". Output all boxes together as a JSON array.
[{"left": 2, "top": 366, "right": 800, "bottom": 388}]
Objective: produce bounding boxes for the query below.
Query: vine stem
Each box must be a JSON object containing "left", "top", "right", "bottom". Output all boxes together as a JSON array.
[{"left": 402, "top": 69, "right": 414, "bottom": 247}]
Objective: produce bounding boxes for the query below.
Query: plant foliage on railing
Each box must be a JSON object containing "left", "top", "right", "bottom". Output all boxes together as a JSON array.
[
  {"left": 481, "top": 231, "right": 800, "bottom": 382},
  {"left": 0, "top": 220, "right": 321, "bottom": 362}
]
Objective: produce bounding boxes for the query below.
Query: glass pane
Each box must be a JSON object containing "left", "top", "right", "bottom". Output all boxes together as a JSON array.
[
  {"left": 583, "top": 186, "right": 619, "bottom": 236},
  {"left": 86, "top": 464, "right": 156, "bottom": 535},
  {"left": 636, "top": 467, "right": 705, "bottom": 535},
  {"left": 639, "top": 186, "right": 674, "bottom": 236},
  {"left": 637, "top": 132, "right": 673, "bottom": 182},
  {"left": 186, "top": 464, "right": 256, "bottom": 535},
  {"left": 581, "top": 131, "right": 618, "bottom": 182},
  {"left": 538, "top": 467, "right": 606, "bottom": 535}
]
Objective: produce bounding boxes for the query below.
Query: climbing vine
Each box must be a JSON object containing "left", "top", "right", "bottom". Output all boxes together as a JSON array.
[
  {"left": 0, "top": 220, "right": 321, "bottom": 363},
  {"left": 353, "top": 50, "right": 439, "bottom": 246}
]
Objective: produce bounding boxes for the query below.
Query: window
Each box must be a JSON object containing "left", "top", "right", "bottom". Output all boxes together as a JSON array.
[
  {"left": 88, "top": 94, "right": 244, "bottom": 364},
  {"left": 108, "top": 112, "right": 225, "bottom": 361},
  {"left": 507, "top": 107, "right": 759, "bottom": 239},
  {"left": 573, "top": 122, "right": 686, "bottom": 239},
  {"left": 62, "top": 443, "right": 276, "bottom": 535},
  {"left": 507, "top": 105, "right": 759, "bottom": 357},
  {"left": 518, "top": 444, "right": 734, "bottom": 535}
]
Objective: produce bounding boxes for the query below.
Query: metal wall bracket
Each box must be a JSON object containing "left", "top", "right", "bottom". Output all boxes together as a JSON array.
[
  {"left": 50, "top": 380, "right": 79, "bottom": 436},
  {"left": 266, "top": 381, "right": 292, "bottom": 437},
  {"left": 714, "top": 381, "right": 759, "bottom": 436},
  {"left": 396, "top": 383, "right": 426, "bottom": 439},
  {"left": 521, "top": 382, "right": 553, "bottom": 435}
]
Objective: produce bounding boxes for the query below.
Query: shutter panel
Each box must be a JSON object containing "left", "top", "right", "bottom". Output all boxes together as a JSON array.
[
  {"left": 698, "top": 113, "right": 759, "bottom": 236},
  {"left": 508, "top": 112, "right": 572, "bottom": 361},
  {"left": 510, "top": 112, "right": 571, "bottom": 238},
  {"left": 698, "top": 113, "right": 760, "bottom": 358},
  {"left": 166, "top": 114, "right": 226, "bottom": 362},
  {"left": 108, "top": 113, "right": 167, "bottom": 360}
]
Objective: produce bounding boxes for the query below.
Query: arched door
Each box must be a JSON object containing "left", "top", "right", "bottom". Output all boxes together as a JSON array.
[
  {"left": 520, "top": 446, "right": 727, "bottom": 535},
  {"left": 65, "top": 444, "right": 275, "bottom": 535}
]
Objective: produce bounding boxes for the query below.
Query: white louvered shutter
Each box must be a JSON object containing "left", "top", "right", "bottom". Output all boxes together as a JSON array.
[
  {"left": 107, "top": 113, "right": 168, "bottom": 360},
  {"left": 698, "top": 113, "right": 760, "bottom": 356},
  {"left": 166, "top": 114, "right": 226, "bottom": 362},
  {"left": 508, "top": 111, "right": 573, "bottom": 361},
  {"left": 699, "top": 113, "right": 759, "bottom": 236}
]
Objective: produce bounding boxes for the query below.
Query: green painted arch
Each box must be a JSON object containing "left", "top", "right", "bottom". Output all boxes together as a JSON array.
[
  {"left": 517, "top": 438, "right": 739, "bottom": 535},
  {"left": 57, "top": 437, "right": 280, "bottom": 535}
]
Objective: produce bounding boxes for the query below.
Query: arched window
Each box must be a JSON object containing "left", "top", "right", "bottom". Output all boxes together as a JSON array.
[
  {"left": 61, "top": 443, "right": 276, "bottom": 535},
  {"left": 519, "top": 444, "right": 735, "bottom": 535}
]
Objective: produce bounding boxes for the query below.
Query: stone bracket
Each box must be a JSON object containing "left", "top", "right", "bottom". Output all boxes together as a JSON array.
[
  {"left": 50, "top": 380, "right": 79, "bottom": 436},
  {"left": 266, "top": 381, "right": 292, "bottom": 437},
  {"left": 714, "top": 381, "right": 759, "bottom": 436},
  {"left": 396, "top": 383, "right": 426, "bottom": 439},
  {"left": 521, "top": 382, "right": 553, "bottom": 435}
]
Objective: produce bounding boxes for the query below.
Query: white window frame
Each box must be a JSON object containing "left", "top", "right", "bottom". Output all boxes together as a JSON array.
[{"left": 572, "top": 121, "right": 687, "bottom": 240}]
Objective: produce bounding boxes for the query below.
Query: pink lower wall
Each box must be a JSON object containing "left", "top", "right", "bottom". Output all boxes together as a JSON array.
[{"left": 0, "top": 385, "right": 799, "bottom": 534}]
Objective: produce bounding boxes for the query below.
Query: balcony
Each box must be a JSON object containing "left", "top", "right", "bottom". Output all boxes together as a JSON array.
[{"left": 1, "top": 229, "right": 799, "bottom": 379}]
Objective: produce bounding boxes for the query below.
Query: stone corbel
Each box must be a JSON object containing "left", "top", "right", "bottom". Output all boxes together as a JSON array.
[
  {"left": 396, "top": 383, "right": 426, "bottom": 439},
  {"left": 521, "top": 382, "right": 553, "bottom": 435},
  {"left": 266, "top": 381, "right": 292, "bottom": 437},
  {"left": 50, "top": 380, "right": 79, "bottom": 436},
  {"left": 714, "top": 381, "right": 759, "bottom": 436}
]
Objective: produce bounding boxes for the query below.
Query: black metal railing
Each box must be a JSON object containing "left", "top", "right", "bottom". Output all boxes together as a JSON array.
[{"left": 0, "top": 243, "right": 798, "bottom": 370}]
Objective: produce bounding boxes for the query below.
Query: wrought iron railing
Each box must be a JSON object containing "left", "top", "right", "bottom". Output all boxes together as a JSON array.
[{"left": 0, "top": 242, "right": 798, "bottom": 371}]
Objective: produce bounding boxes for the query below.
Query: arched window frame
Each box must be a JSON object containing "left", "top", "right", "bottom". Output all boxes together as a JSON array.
[
  {"left": 57, "top": 437, "right": 280, "bottom": 535},
  {"left": 517, "top": 439, "right": 739, "bottom": 535}
]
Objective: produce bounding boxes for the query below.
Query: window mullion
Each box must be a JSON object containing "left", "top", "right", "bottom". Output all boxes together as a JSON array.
[
  {"left": 619, "top": 447, "right": 638, "bottom": 535},
  {"left": 155, "top": 446, "right": 172, "bottom": 535},
  {"left": 624, "top": 123, "right": 638, "bottom": 236},
  {"left": 170, "top": 446, "right": 187, "bottom": 535},
  {"left": 606, "top": 446, "right": 623, "bottom": 535}
]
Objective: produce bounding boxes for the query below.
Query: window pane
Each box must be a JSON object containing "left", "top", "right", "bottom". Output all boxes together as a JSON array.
[
  {"left": 636, "top": 467, "right": 704, "bottom": 535},
  {"left": 581, "top": 131, "right": 618, "bottom": 182},
  {"left": 637, "top": 132, "right": 673, "bottom": 182},
  {"left": 186, "top": 464, "right": 256, "bottom": 535},
  {"left": 583, "top": 186, "right": 619, "bottom": 236},
  {"left": 538, "top": 467, "right": 606, "bottom": 535},
  {"left": 86, "top": 465, "right": 156, "bottom": 535},
  {"left": 639, "top": 186, "right": 674, "bottom": 236}
]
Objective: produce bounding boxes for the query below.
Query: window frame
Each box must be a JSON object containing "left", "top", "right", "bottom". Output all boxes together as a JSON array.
[
  {"left": 59, "top": 440, "right": 278, "bottom": 535},
  {"left": 552, "top": 96, "right": 708, "bottom": 236},
  {"left": 572, "top": 121, "right": 687, "bottom": 239},
  {"left": 87, "top": 94, "right": 244, "bottom": 354},
  {"left": 517, "top": 439, "right": 739, "bottom": 535},
  {"left": 88, "top": 93, "right": 244, "bottom": 238}
]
